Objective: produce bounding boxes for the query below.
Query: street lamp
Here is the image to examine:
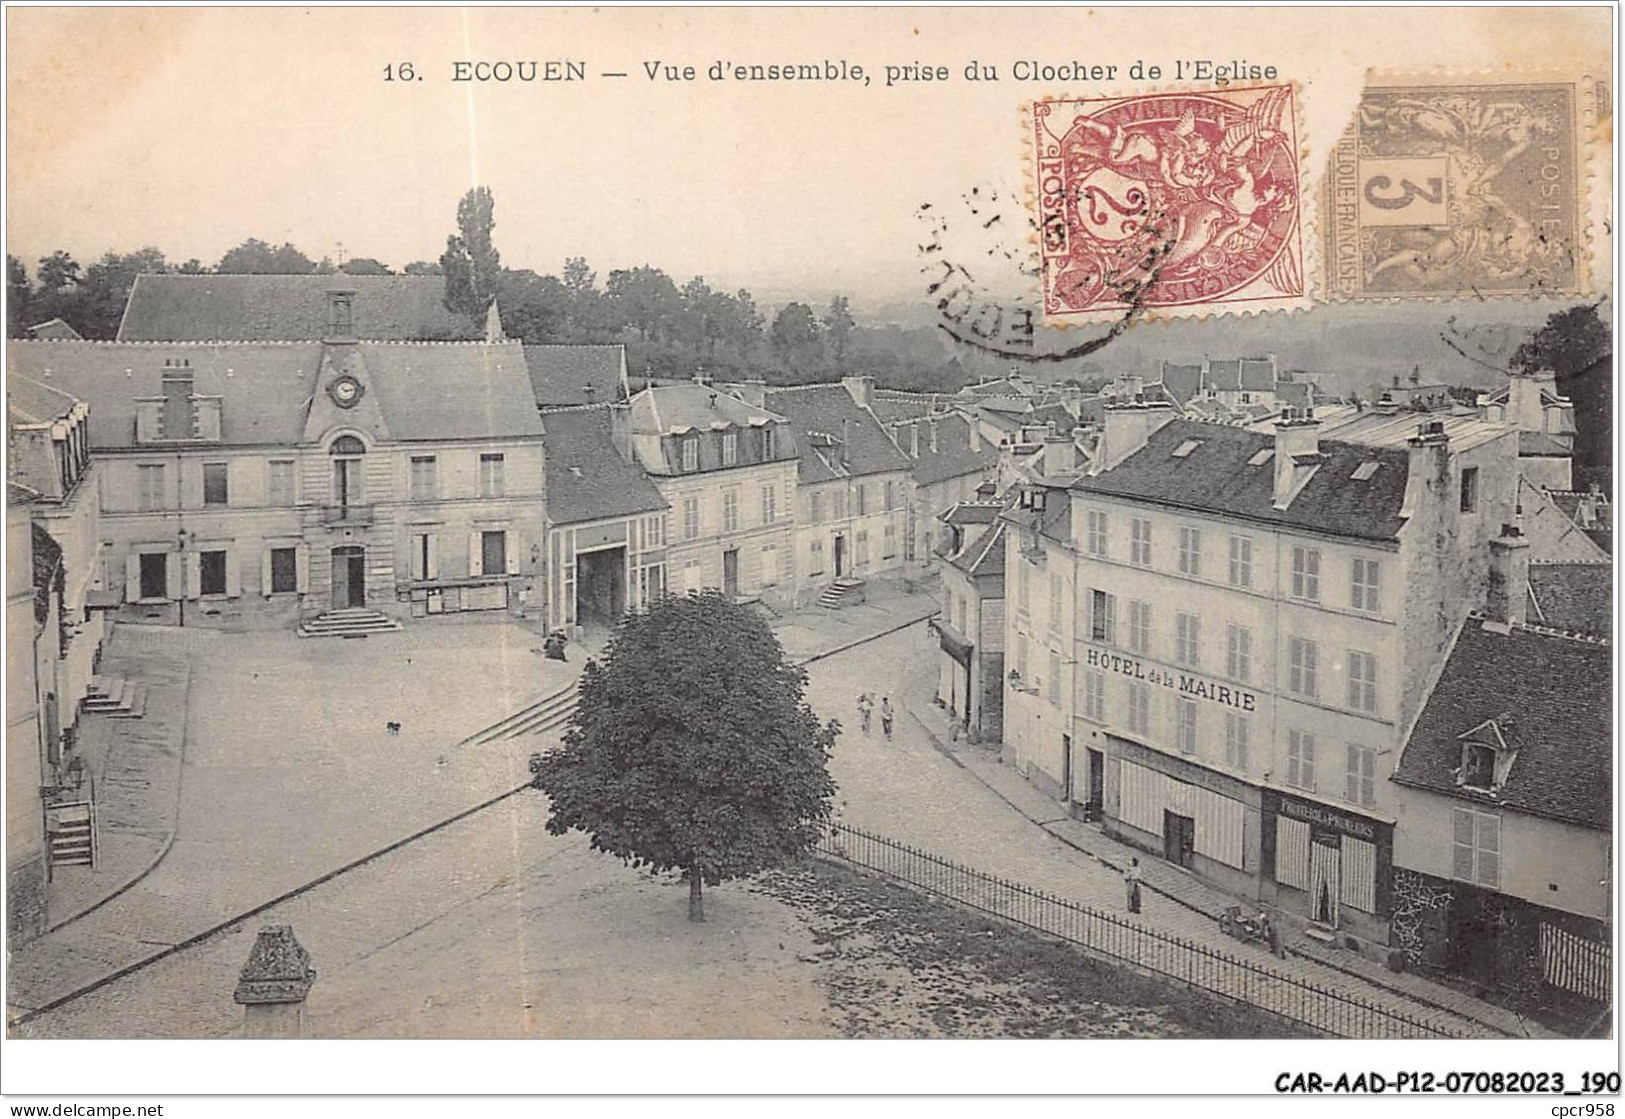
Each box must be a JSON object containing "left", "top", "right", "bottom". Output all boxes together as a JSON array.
[{"left": 177, "top": 527, "right": 190, "bottom": 627}]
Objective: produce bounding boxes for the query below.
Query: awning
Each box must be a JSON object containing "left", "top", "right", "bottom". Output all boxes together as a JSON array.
[{"left": 935, "top": 620, "right": 974, "bottom": 667}]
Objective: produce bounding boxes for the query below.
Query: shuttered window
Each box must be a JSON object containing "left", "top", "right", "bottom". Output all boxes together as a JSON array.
[
  {"left": 1287, "top": 729, "right": 1316, "bottom": 791},
  {"left": 1276, "top": 816, "right": 1311, "bottom": 890},
  {"left": 1128, "top": 600, "right": 1152, "bottom": 654},
  {"left": 1288, "top": 637, "right": 1318, "bottom": 697},
  {"left": 1340, "top": 835, "right": 1377, "bottom": 913},
  {"left": 1176, "top": 613, "right": 1200, "bottom": 666},
  {"left": 1291, "top": 546, "right": 1321, "bottom": 601},
  {"left": 1452, "top": 806, "right": 1501, "bottom": 888},
  {"left": 1226, "top": 623, "right": 1252, "bottom": 681}
]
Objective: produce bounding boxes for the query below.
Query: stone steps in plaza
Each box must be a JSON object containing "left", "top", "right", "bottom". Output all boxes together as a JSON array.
[
  {"left": 297, "top": 608, "right": 404, "bottom": 638},
  {"left": 82, "top": 676, "right": 147, "bottom": 718},
  {"left": 818, "top": 577, "right": 867, "bottom": 609},
  {"left": 465, "top": 680, "right": 581, "bottom": 746}
]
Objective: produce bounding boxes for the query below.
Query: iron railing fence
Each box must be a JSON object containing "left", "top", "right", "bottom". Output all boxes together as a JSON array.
[{"left": 815, "top": 821, "right": 1472, "bottom": 1040}]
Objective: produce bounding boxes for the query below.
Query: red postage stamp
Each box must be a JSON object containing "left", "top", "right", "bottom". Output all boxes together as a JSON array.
[{"left": 1032, "top": 85, "right": 1307, "bottom": 321}]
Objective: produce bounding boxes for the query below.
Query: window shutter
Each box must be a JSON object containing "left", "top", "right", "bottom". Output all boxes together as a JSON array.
[
  {"left": 262, "top": 548, "right": 274, "bottom": 596},
  {"left": 469, "top": 532, "right": 483, "bottom": 577},
  {"left": 428, "top": 534, "right": 441, "bottom": 578},
  {"left": 505, "top": 532, "right": 518, "bottom": 575},
  {"left": 1476, "top": 813, "right": 1501, "bottom": 887},
  {"left": 225, "top": 549, "right": 242, "bottom": 598},
  {"left": 185, "top": 552, "right": 202, "bottom": 599},
  {"left": 295, "top": 545, "right": 310, "bottom": 594},
  {"left": 1345, "top": 744, "right": 1359, "bottom": 804},
  {"left": 1451, "top": 807, "right": 1476, "bottom": 880},
  {"left": 164, "top": 551, "right": 181, "bottom": 599},
  {"left": 125, "top": 554, "right": 141, "bottom": 603},
  {"left": 410, "top": 536, "right": 425, "bottom": 581}
]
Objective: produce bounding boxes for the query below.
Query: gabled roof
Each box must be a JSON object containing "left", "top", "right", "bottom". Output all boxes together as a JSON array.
[
  {"left": 5, "top": 340, "right": 542, "bottom": 447},
  {"left": 896, "top": 412, "right": 996, "bottom": 487},
  {"left": 1078, "top": 419, "right": 1412, "bottom": 542},
  {"left": 947, "top": 518, "right": 1007, "bottom": 577},
  {"left": 1029, "top": 403, "right": 1078, "bottom": 436},
  {"left": 1520, "top": 478, "right": 1610, "bottom": 562},
  {"left": 940, "top": 500, "right": 1003, "bottom": 527},
  {"left": 117, "top": 274, "right": 480, "bottom": 342},
  {"left": 1527, "top": 562, "right": 1612, "bottom": 637},
  {"left": 8, "top": 374, "right": 81, "bottom": 425},
  {"left": 628, "top": 381, "right": 782, "bottom": 433},
  {"left": 869, "top": 389, "right": 937, "bottom": 422},
  {"left": 1159, "top": 363, "right": 1203, "bottom": 405},
  {"left": 27, "top": 318, "right": 82, "bottom": 341},
  {"left": 524, "top": 345, "right": 627, "bottom": 407},
  {"left": 1394, "top": 618, "right": 1611, "bottom": 831},
  {"left": 540, "top": 405, "right": 668, "bottom": 526},
  {"left": 764, "top": 383, "right": 911, "bottom": 484}
]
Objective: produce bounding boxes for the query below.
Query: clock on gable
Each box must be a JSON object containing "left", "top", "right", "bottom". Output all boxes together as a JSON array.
[{"left": 328, "top": 374, "right": 364, "bottom": 408}]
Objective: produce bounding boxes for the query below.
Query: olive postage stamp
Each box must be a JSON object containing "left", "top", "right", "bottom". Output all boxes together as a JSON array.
[
  {"left": 1322, "top": 74, "right": 1604, "bottom": 302},
  {"left": 1030, "top": 84, "right": 1309, "bottom": 323}
]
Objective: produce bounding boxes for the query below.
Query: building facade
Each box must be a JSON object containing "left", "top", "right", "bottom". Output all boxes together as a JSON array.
[
  {"left": 9, "top": 329, "right": 548, "bottom": 631},
  {"left": 934, "top": 501, "right": 1007, "bottom": 742},
  {"left": 5, "top": 491, "right": 48, "bottom": 945},
  {"left": 1391, "top": 615, "right": 1610, "bottom": 1017},
  {"left": 1003, "top": 403, "right": 1519, "bottom": 956},
  {"left": 610, "top": 380, "right": 799, "bottom": 608},
  {"left": 760, "top": 379, "right": 912, "bottom": 602}
]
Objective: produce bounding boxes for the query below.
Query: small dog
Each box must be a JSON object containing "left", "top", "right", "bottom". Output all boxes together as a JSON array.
[{"left": 386, "top": 721, "right": 401, "bottom": 736}]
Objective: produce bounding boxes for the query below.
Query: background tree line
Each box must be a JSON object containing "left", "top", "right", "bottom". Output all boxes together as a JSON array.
[{"left": 6, "top": 186, "right": 968, "bottom": 390}]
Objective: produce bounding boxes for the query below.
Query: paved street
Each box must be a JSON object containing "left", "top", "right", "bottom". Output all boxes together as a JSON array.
[
  {"left": 803, "top": 622, "right": 1499, "bottom": 1037},
  {"left": 8, "top": 618, "right": 574, "bottom": 1016}
]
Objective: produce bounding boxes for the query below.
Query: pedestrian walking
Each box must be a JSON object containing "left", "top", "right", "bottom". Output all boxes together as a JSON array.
[
  {"left": 1125, "top": 857, "right": 1143, "bottom": 914},
  {"left": 857, "top": 693, "right": 874, "bottom": 735},
  {"left": 880, "top": 696, "right": 894, "bottom": 740}
]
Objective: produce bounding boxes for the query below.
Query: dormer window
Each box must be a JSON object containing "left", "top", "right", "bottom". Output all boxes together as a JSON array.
[
  {"left": 722, "top": 430, "right": 738, "bottom": 467},
  {"left": 1456, "top": 717, "right": 1517, "bottom": 792},
  {"left": 327, "top": 291, "right": 356, "bottom": 338},
  {"left": 681, "top": 437, "right": 699, "bottom": 473},
  {"left": 762, "top": 426, "right": 776, "bottom": 460}
]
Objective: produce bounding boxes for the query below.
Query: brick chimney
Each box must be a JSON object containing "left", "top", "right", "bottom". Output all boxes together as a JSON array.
[
  {"left": 1400, "top": 418, "right": 1452, "bottom": 522},
  {"left": 161, "top": 358, "right": 196, "bottom": 440},
  {"left": 967, "top": 415, "right": 981, "bottom": 452},
  {"left": 1272, "top": 406, "right": 1322, "bottom": 508},
  {"left": 1093, "top": 398, "right": 1175, "bottom": 473},
  {"left": 1043, "top": 434, "right": 1075, "bottom": 477},
  {"left": 842, "top": 375, "right": 874, "bottom": 410},
  {"left": 1486, "top": 524, "right": 1530, "bottom": 626}
]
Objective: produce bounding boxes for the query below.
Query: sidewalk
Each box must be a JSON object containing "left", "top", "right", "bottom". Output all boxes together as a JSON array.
[
  {"left": 772, "top": 572, "right": 941, "bottom": 666},
  {"left": 42, "top": 625, "right": 196, "bottom": 932},
  {"left": 906, "top": 695, "right": 1558, "bottom": 1040}
]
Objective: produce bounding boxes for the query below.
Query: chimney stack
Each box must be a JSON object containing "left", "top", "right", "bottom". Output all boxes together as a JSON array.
[
  {"left": 1272, "top": 406, "right": 1323, "bottom": 508},
  {"left": 735, "top": 379, "right": 766, "bottom": 409},
  {"left": 1400, "top": 418, "right": 1452, "bottom": 521},
  {"left": 929, "top": 418, "right": 940, "bottom": 454},
  {"left": 1506, "top": 368, "right": 1549, "bottom": 433},
  {"left": 1094, "top": 399, "right": 1176, "bottom": 473},
  {"left": 1486, "top": 524, "right": 1530, "bottom": 626},
  {"left": 967, "top": 415, "right": 981, "bottom": 452},
  {"left": 841, "top": 375, "right": 874, "bottom": 410},
  {"left": 161, "top": 358, "right": 196, "bottom": 440},
  {"left": 908, "top": 423, "right": 921, "bottom": 458},
  {"left": 1043, "top": 433, "right": 1075, "bottom": 477}
]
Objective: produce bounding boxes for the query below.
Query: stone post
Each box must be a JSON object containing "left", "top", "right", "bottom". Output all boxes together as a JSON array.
[{"left": 234, "top": 925, "right": 316, "bottom": 1039}]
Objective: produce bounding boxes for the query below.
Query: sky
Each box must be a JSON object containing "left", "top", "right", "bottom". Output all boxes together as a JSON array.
[{"left": 5, "top": 6, "right": 1612, "bottom": 318}]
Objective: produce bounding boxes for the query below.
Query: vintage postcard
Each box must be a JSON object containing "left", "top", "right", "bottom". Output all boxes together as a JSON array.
[{"left": 1, "top": 4, "right": 1616, "bottom": 1110}]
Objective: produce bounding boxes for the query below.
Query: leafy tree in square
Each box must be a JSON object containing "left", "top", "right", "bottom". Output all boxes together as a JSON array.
[
  {"left": 217, "top": 238, "right": 318, "bottom": 274},
  {"left": 1513, "top": 301, "right": 1612, "bottom": 491},
  {"left": 531, "top": 590, "right": 838, "bottom": 922}
]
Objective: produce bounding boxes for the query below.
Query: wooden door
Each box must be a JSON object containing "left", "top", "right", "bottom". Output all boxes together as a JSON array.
[{"left": 1087, "top": 749, "right": 1105, "bottom": 820}]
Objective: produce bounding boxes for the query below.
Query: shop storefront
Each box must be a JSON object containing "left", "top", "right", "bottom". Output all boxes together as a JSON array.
[{"left": 1262, "top": 788, "right": 1393, "bottom": 950}]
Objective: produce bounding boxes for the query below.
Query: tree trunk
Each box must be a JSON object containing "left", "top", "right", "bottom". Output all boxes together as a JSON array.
[{"left": 688, "top": 869, "right": 705, "bottom": 922}]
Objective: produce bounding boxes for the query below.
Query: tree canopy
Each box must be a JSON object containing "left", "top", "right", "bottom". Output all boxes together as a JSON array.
[
  {"left": 531, "top": 591, "right": 838, "bottom": 921},
  {"left": 440, "top": 186, "right": 503, "bottom": 320},
  {"left": 217, "top": 238, "right": 318, "bottom": 274}
]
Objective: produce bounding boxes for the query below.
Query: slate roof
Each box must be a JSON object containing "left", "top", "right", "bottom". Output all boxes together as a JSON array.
[
  {"left": 117, "top": 274, "right": 480, "bottom": 342},
  {"left": 1030, "top": 402, "right": 1078, "bottom": 436},
  {"left": 1393, "top": 618, "right": 1611, "bottom": 831},
  {"left": 5, "top": 340, "right": 542, "bottom": 447},
  {"left": 940, "top": 501, "right": 1003, "bottom": 527},
  {"left": 947, "top": 518, "right": 1007, "bottom": 577},
  {"left": 870, "top": 389, "right": 937, "bottom": 422},
  {"left": 27, "top": 318, "right": 82, "bottom": 341},
  {"left": 1527, "top": 562, "right": 1612, "bottom": 637},
  {"left": 1519, "top": 430, "right": 1573, "bottom": 457},
  {"left": 8, "top": 374, "right": 81, "bottom": 424},
  {"left": 898, "top": 412, "right": 996, "bottom": 486},
  {"left": 764, "top": 384, "right": 912, "bottom": 484},
  {"left": 1078, "top": 419, "right": 1412, "bottom": 542},
  {"left": 524, "top": 345, "right": 627, "bottom": 407},
  {"left": 1159, "top": 363, "right": 1203, "bottom": 405},
  {"left": 540, "top": 405, "right": 668, "bottom": 526}
]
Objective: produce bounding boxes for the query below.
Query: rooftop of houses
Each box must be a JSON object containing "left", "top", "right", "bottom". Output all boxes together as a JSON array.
[
  {"left": 1520, "top": 478, "right": 1611, "bottom": 562},
  {"left": 939, "top": 500, "right": 1004, "bottom": 527},
  {"left": 1205, "top": 357, "right": 1278, "bottom": 392},
  {"left": 1548, "top": 487, "right": 1612, "bottom": 554},
  {"left": 1078, "top": 418, "right": 1414, "bottom": 542},
  {"left": 868, "top": 389, "right": 941, "bottom": 423},
  {"left": 524, "top": 344, "right": 627, "bottom": 407},
  {"left": 539, "top": 405, "right": 668, "bottom": 527},
  {"left": 6, "top": 339, "right": 543, "bottom": 447},
  {"left": 8, "top": 373, "right": 83, "bottom": 426},
  {"left": 117, "top": 274, "right": 482, "bottom": 342},
  {"left": 894, "top": 411, "right": 997, "bottom": 487},
  {"left": 1393, "top": 616, "right": 1611, "bottom": 831},
  {"left": 1526, "top": 561, "right": 1612, "bottom": 638},
  {"left": 1259, "top": 405, "right": 1512, "bottom": 453},
  {"left": 763, "top": 383, "right": 913, "bottom": 484},
  {"left": 26, "top": 318, "right": 82, "bottom": 341},
  {"left": 946, "top": 517, "right": 1007, "bottom": 578},
  {"left": 1519, "top": 430, "right": 1574, "bottom": 457}
]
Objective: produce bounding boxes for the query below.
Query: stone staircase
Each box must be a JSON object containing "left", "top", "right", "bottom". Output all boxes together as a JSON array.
[
  {"left": 297, "top": 608, "right": 404, "bottom": 639},
  {"left": 818, "top": 577, "right": 867, "bottom": 609},
  {"left": 82, "top": 675, "right": 148, "bottom": 719},
  {"left": 45, "top": 801, "right": 96, "bottom": 870},
  {"left": 462, "top": 680, "right": 581, "bottom": 746}
]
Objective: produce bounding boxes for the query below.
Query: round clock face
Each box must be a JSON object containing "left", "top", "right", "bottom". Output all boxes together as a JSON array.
[{"left": 329, "top": 376, "right": 363, "bottom": 408}]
